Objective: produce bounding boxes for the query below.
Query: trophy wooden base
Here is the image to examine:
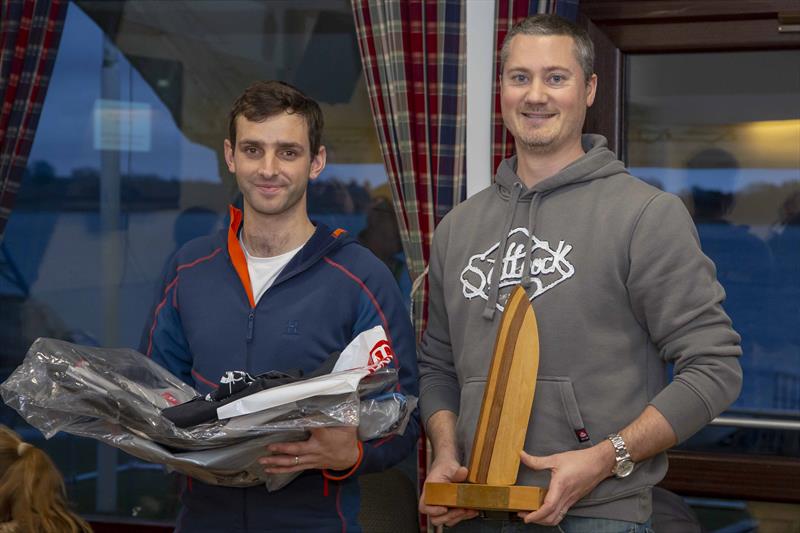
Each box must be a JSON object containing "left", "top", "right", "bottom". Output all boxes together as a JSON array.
[{"left": 424, "top": 482, "right": 546, "bottom": 512}]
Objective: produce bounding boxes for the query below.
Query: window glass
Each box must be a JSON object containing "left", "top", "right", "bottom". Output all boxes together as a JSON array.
[
  {"left": 626, "top": 50, "right": 800, "bottom": 457},
  {"left": 1, "top": 0, "right": 401, "bottom": 523}
]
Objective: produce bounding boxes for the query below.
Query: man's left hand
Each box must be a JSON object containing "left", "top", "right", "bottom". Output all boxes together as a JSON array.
[
  {"left": 516, "top": 444, "right": 613, "bottom": 526},
  {"left": 259, "top": 426, "right": 360, "bottom": 473}
]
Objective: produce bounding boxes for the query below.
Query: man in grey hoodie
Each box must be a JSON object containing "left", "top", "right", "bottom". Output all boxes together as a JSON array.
[{"left": 418, "top": 14, "right": 742, "bottom": 532}]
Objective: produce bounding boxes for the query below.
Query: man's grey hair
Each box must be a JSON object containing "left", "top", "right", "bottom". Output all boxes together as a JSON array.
[{"left": 500, "top": 14, "right": 595, "bottom": 83}]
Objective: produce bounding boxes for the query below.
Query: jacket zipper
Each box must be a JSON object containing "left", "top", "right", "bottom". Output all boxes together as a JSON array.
[
  {"left": 247, "top": 311, "right": 255, "bottom": 342},
  {"left": 231, "top": 226, "right": 342, "bottom": 375}
]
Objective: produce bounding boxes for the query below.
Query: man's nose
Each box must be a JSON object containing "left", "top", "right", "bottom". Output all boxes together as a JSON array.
[
  {"left": 258, "top": 153, "right": 279, "bottom": 177},
  {"left": 523, "top": 78, "right": 547, "bottom": 105}
]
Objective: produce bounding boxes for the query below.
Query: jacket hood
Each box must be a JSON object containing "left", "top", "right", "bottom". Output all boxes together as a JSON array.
[
  {"left": 225, "top": 205, "right": 353, "bottom": 307},
  {"left": 494, "top": 134, "right": 628, "bottom": 197},
  {"left": 226, "top": 205, "right": 353, "bottom": 260}
]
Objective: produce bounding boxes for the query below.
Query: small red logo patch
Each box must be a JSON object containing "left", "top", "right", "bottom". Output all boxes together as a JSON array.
[
  {"left": 161, "top": 392, "right": 180, "bottom": 406},
  {"left": 368, "top": 340, "right": 394, "bottom": 371}
]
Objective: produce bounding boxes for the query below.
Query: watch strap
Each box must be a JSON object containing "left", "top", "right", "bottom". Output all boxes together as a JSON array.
[{"left": 606, "top": 433, "right": 632, "bottom": 477}]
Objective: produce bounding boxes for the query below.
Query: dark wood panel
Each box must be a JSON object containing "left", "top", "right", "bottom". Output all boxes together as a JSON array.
[
  {"left": 582, "top": 15, "right": 623, "bottom": 156},
  {"left": 88, "top": 521, "right": 171, "bottom": 533},
  {"left": 661, "top": 451, "right": 800, "bottom": 503},
  {"left": 581, "top": 1, "right": 798, "bottom": 22},
  {"left": 601, "top": 18, "right": 800, "bottom": 52}
]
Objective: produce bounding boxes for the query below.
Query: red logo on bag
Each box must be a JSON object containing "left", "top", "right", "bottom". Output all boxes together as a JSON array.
[
  {"left": 161, "top": 392, "right": 180, "bottom": 406},
  {"left": 368, "top": 340, "right": 394, "bottom": 371}
]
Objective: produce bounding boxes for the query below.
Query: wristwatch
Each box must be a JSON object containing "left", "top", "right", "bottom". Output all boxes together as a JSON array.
[{"left": 606, "top": 434, "right": 634, "bottom": 478}]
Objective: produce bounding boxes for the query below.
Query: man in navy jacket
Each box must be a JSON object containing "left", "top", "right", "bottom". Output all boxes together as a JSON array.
[{"left": 141, "top": 80, "right": 419, "bottom": 532}]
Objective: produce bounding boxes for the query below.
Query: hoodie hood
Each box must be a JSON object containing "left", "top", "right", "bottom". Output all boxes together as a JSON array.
[
  {"left": 494, "top": 134, "right": 628, "bottom": 197},
  {"left": 482, "top": 134, "right": 628, "bottom": 319}
]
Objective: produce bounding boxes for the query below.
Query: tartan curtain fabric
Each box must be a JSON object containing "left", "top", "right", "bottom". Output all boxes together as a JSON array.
[
  {"left": 0, "top": 0, "right": 67, "bottom": 242},
  {"left": 492, "top": 0, "right": 580, "bottom": 172},
  {"left": 351, "top": 0, "right": 467, "bottom": 339},
  {"left": 351, "top": 4, "right": 465, "bottom": 530}
]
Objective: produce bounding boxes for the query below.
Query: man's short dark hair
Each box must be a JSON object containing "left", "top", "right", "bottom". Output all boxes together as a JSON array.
[
  {"left": 500, "top": 14, "right": 595, "bottom": 83},
  {"left": 227, "top": 80, "right": 324, "bottom": 157}
]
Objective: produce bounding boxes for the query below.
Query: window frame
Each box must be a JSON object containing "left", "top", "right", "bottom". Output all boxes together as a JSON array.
[{"left": 579, "top": 0, "right": 800, "bottom": 502}]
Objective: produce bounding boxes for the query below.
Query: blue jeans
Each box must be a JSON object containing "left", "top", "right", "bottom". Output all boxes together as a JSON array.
[{"left": 448, "top": 516, "right": 654, "bottom": 533}]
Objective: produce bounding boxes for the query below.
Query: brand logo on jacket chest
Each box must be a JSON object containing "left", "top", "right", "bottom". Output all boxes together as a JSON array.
[{"left": 460, "top": 227, "right": 575, "bottom": 311}]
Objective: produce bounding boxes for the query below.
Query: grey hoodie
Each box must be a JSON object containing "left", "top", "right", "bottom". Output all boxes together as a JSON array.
[{"left": 418, "top": 134, "right": 742, "bottom": 523}]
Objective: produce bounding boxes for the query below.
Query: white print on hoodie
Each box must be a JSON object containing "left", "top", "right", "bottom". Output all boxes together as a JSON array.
[{"left": 460, "top": 227, "right": 575, "bottom": 311}]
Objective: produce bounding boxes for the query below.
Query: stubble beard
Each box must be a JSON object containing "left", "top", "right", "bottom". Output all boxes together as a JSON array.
[
  {"left": 246, "top": 180, "right": 308, "bottom": 219},
  {"left": 517, "top": 131, "right": 558, "bottom": 153}
]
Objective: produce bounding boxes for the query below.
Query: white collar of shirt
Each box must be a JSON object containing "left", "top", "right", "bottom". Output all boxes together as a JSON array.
[{"left": 239, "top": 235, "right": 306, "bottom": 304}]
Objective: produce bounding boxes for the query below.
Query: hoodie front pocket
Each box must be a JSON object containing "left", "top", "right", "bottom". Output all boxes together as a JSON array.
[
  {"left": 523, "top": 377, "right": 594, "bottom": 456},
  {"left": 455, "top": 378, "right": 486, "bottom": 465}
]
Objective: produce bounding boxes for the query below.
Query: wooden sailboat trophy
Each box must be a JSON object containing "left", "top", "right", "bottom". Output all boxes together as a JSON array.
[{"left": 424, "top": 285, "right": 546, "bottom": 512}]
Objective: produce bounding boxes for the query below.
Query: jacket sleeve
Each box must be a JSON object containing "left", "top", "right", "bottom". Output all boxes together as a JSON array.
[
  {"left": 627, "top": 192, "right": 743, "bottom": 443},
  {"left": 348, "top": 255, "right": 421, "bottom": 475},
  {"left": 417, "top": 217, "right": 461, "bottom": 426},
  {"left": 139, "top": 254, "right": 194, "bottom": 387}
]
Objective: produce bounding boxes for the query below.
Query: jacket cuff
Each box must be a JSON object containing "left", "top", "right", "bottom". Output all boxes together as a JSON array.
[
  {"left": 649, "top": 379, "right": 713, "bottom": 443},
  {"left": 419, "top": 381, "right": 461, "bottom": 427},
  {"left": 322, "top": 441, "right": 364, "bottom": 481}
]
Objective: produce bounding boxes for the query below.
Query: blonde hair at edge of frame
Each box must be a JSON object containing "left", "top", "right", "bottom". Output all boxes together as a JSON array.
[{"left": 0, "top": 425, "right": 92, "bottom": 533}]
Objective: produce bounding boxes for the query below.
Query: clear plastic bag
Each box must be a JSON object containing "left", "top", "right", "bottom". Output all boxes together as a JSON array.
[{"left": 1, "top": 338, "right": 415, "bottom": 490}]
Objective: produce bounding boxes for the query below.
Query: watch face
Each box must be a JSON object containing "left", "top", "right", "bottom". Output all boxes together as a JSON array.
[{"left": 615, "top": 459, "right": 634, "bottom": 478}]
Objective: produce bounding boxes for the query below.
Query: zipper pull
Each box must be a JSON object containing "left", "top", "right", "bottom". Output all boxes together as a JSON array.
[{"left": 246, "top": 312, "right": 255, "bottom": 342}]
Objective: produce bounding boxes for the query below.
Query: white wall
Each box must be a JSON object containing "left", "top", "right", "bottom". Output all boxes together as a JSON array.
[{"left": 466, "top": 0, "right": 496, "bottom": 198}]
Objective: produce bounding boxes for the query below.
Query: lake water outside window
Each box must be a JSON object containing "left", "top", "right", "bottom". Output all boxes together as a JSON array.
[
  {"left": 626, "top": 50, "right": 800, "bottom": 458},
  {"left": 0, "top": 0, "right": 402, "bottom": 523}
]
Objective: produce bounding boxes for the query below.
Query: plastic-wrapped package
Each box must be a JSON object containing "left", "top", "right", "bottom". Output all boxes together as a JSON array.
[
  {"left": 359, "top": 392, "right": 418, "bottom": 441},
  {"left": 1, "top": 337, "right": 415, "bottom": 490}
]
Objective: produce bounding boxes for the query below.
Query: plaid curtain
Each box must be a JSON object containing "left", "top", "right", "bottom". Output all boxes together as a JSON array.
[
  {"left": 492, "top": 0, "right": 580, "bottom": 171},
  {"left": 352, "top": 0, "right": 467, "bottom": 339},
  {"left": 352, "top": 2, "right": 465, "bottom": 530},
  {"left": 0, "top": 0, "right": 67, "bottom": 242}
]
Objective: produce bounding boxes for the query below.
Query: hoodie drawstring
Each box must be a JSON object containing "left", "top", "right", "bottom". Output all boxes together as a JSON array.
[
  {"left": 483, "top": 182, "right": 523, "bottom": 320},
  {"left": 521, "top": 193, "right": 542, "bottom": 288}
]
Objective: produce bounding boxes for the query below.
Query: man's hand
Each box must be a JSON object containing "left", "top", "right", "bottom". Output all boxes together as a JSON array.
[
  {"left": 419, "top": 458, "right": 479, "bottom": 527},
  {"left": 516, "top": 443, "right": 613, "bottom": 526},
  {"left": 259, "top": 426, "right": 360, "bottom": 474}
]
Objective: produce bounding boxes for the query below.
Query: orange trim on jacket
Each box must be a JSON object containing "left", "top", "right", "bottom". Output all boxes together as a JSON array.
[{"left": 227, "top": 205, "right": 255, "bottom": 308}]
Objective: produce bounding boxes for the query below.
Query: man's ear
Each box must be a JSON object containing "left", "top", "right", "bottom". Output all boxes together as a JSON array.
[
  {"left": 224, "top": 139, "right": 236, "bottom": 173},
  {"left": 586, "top": 73, "right": 598, "bottom": 108},
  {"left": 309, "top": 145, "right": 327, "bottom": 181}
]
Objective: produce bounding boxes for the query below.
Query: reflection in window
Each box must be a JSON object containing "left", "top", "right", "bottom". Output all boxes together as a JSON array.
[
  {"left": 627, "top": 50, "right": 800, "bottom": 457},
  {"left": 1, "top": 0, "right": 397, "bottom": 524}
]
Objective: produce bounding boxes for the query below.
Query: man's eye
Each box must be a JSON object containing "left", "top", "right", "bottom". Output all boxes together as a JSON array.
[
  {"left": 282, "top": 150, "right": 297, "bottom": 158},
  {"left": 245, "top": 147, "right": 260, "bottom": 155},
  {"left": 510, "top": 74, "right": 528, "bottom": 83},
  {"left": 549, "top": 74, "right": 565, "bottom": 84}
]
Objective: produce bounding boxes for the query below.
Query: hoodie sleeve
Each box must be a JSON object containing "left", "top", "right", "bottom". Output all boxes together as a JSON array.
[
  {"left": 626, "top": 192, "right": 742, "bottom": 443},
  {"left": 138, "top": 253, "right": 194, "bottom": 387},
  {"left": 346, "top": 254, "right": 420, "bottom": 475},
  {"left": 418, "top": 217, "right": 462, "bottom": 425}
]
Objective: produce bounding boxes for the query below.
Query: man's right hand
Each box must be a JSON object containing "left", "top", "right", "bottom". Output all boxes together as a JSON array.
[{"left": 419, "top": 458, "right": 479, "bottom": 527}]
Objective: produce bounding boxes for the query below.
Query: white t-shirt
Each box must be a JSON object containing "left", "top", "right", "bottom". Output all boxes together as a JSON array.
[{"left": 240, "top": 236, "right": 304, "bottom": 305}]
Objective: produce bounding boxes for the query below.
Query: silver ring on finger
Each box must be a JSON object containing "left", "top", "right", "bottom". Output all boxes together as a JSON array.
[{"left": 294, "top": 456, "right": 300, "bottom": 466}]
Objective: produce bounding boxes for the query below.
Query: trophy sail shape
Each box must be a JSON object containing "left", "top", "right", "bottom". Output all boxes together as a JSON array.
[
  {"left": 468, "top": 284, "right": 540, "bottom": 485},
  {"left": 424, "top": 285, "right": 546, "bottom": 512}
]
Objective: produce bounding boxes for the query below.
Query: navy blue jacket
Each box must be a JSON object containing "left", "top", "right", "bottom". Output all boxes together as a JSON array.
[{"left": 141, "top": 206, "right": 420, "bottom": 532}]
